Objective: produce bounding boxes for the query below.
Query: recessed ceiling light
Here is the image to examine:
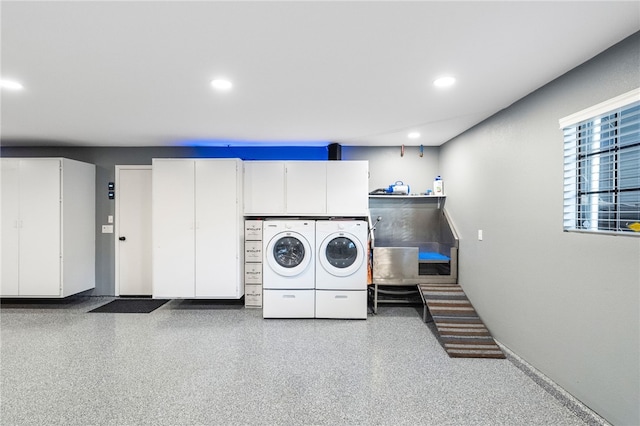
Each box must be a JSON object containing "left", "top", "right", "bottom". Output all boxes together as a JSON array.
[
  {"left": 408, "top": 132, "right": 421, "bottom": 139},
  {"left": 210, "top": 78, "right": 232, "bottom": 91},
  {"left": 433, "top": 76, "right": 455, "bottom": 88},
  {"left": 0, "top": 79, "right": 24, "bottom": 90}
]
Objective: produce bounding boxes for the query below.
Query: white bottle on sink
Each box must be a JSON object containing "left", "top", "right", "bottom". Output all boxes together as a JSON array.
[{"left": 433, "top": 176, "right": 444, "bottom": 195}]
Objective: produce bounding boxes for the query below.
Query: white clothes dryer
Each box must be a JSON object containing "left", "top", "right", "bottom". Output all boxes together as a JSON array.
[
  {"left": 315, "top": 220, "right": 368, "bottom": 319},
  {"left": 262, "top": 220, "right": 315, "bottom": 318}
]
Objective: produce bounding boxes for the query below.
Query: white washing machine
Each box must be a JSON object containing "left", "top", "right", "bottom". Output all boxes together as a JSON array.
[
  {"left": 262, "top": 220, "right": 315, "bottom": 318},
  {"left": 315, "top": 220, "right": 368, "bottom": 319}
]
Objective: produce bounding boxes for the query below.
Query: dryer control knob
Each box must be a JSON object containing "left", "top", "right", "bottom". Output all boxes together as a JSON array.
[
  {"left": 285, "top": 223, "right": 292, "bottom": 229},
  {"left": 338, "top": 223, "right": 345, "bottom": 230}
]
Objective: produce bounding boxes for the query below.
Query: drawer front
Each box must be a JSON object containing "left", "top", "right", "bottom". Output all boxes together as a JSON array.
[
  {"left": 244, "top": 263, "right": 262, "bottom": 284},
  {"left": 245, "top": 284, "right": 263, "bottom": 308},
  {"left": 315, "top": 290, "right": 367, "bottom": 319},
  {"left": 244, "top": 220, "right": 263, "bottom": 241},
  {"left": 263, "top": 289, "right": 314, "bottom": 318},
  {"left": 244, "top": 241, "right": 263, "bottom": 262}
]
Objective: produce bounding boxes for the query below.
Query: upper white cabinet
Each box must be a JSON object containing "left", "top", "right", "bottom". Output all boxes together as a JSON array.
[
  {"left": 244, "top": 160, "right": 369, "bottom": 216},
  {"left": 243, "top": 161, "right": 285, "bottom": 215},
  {"left": 0, "top": 158, "right": 95, "bottom": 297},
  {"left": 326, "top": 161, "right": 369, "bottom": 215},
  {"left": 152, "top": 158, "right": 244, "bottom": 299},
  {"left": 286, "top": 161, "right": 327, "bottom": 215}
]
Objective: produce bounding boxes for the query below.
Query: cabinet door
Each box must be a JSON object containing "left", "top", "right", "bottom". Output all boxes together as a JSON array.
[
  {"left": 152, "top": 159, "right": 195, "bottom": 298},
  {"left": 195, "top": 160, "right": 241, "bottom": 298},
  {"left": 286, "top": 161, "right": 326, "bottom": 215},
  {"left": 1, "top": 159, "right": 20, "bottom": 296},
  {"left": 243, "top": 161, "right": 285, "bottom": 214},
  {"left": 60, "top": 158, "right": 96, "bottom": 297},
  {"left": 19, "top": 159, "right": 62, "bottom": 296},
  {"left": 327, "top": 161, "right": 369, "bottom": 215}
]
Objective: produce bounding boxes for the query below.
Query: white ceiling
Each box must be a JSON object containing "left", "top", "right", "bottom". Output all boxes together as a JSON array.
[{"left": 1, "top": 1, "right": 639, "bottom": 148}]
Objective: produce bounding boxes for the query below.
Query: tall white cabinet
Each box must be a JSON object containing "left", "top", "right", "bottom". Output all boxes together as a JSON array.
[
  {"left": 0, "top": 158, "right": 95, "bottom": 297},
  {"left": 152, "top": 158, "right": 244, "bottom": 299}
]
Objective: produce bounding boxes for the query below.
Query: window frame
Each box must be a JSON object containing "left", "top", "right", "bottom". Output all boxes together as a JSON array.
[{"left": 560, "top": 88, "right": 640, "bottom": 237}]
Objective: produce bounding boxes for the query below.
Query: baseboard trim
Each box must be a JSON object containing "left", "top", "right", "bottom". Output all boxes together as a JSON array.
[{"left": 496, "top": 341, "right": 610, "bottom": 426}]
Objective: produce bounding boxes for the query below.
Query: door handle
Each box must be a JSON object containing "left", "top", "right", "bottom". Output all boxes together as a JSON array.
[{"left": 119, "top": 236, "right": 126, "bottom": 241}]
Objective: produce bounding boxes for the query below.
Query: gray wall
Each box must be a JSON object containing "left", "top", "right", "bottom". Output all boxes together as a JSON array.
[
  {"left": 438, "top": 32, "right": 640, "bottom": 425},
  {"left": 342, "top": 145, "right": 440, "bottom": 193}
]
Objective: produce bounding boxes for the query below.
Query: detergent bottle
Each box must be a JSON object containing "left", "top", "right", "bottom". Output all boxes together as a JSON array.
[{"left": 433, "top": 176, "right": 444, "bottom": 195}]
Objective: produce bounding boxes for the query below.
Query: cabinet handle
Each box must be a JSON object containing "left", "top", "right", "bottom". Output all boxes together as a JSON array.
[
  {"left": 282, "top": 295, "right": 295, "bottom": 299},
  {"left": 335, "top": 295, "right": 348, "bottom": 299}
]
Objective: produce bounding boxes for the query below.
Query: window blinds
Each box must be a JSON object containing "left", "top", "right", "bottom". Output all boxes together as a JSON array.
[{"left": 561, "top": 91, "right": 640, "bottom": 235}]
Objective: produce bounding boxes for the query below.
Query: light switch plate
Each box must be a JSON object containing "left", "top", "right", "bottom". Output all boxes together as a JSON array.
[
  {"left": 102, "top": 225, "right": 114, "bottom": 234},
  {"left": 478, "top": 229, "right": 483, "bottom": 241},
  {"left": 107, "top": 215, "right": 113, "bottom": 224}
]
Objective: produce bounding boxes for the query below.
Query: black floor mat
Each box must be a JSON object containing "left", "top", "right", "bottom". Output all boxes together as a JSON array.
[{"left": 89, "top": 299, "right": 169, "bottom": 313}]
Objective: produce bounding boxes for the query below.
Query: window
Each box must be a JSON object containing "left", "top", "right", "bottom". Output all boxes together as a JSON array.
[{"left": 560, "top": 89, "right": 640, "bottom": 235}]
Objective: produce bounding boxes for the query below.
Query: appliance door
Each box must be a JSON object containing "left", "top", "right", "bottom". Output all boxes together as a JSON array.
[
  {"left": 318, "top": 232, "right": 364, "bottom": 277},
  {"left": 266, "top": 231, "right": 313, "bottom": 277}
]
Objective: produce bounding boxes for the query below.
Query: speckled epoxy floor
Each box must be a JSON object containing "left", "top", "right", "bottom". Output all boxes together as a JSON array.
[{"left": 1, "top": 298, "right": 595, "bottom": 425}]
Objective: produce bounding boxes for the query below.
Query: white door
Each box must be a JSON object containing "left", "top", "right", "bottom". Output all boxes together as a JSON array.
[{"left": 116, "top": 166, "right": 152, "bottom": 296}]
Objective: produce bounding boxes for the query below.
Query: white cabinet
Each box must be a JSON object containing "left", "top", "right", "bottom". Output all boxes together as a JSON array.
[
  {"left": 243, "top": 161, "right": 285, "bottom": 215},
  {"left": 286, "top": 161, "right": 326, "bottom": 215},
  {"left": 327, "top": 161, "right": 369, "bottom": 215},
  {"left": 0, "top": 158, "right": 95, "bottom": 297},
  {"left": 151, "top": 159, "right": 195, "bottom": 298},
  {"left": 1, "top": 159, "right": 20, "bottom": 296},
  {"left": 243, "top": 160, "right": 369, "bottom": 216},
  {"left": 152, "top": 158, "right": 244, "bottom": 299},
  {"left": 195, "top": 160, "right": 243, "bottom": 298}
]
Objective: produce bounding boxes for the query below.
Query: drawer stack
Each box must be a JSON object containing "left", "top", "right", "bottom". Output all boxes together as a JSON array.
[{"left": 244, "top": 220, "right": 263, "bottom": 308}]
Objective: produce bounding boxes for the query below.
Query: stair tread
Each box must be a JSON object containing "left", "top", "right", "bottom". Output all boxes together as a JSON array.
[{"left": 418, "top": 283, "right": 505, "bottom": 359}]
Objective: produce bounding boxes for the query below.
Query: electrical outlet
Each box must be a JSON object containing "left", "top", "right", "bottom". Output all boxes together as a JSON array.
[
  {"left": 102, "top": 225, "right": 114, "bottom": 234},
  {"left": 478, "top": 229, "right": 483, "bottom": 241}
]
